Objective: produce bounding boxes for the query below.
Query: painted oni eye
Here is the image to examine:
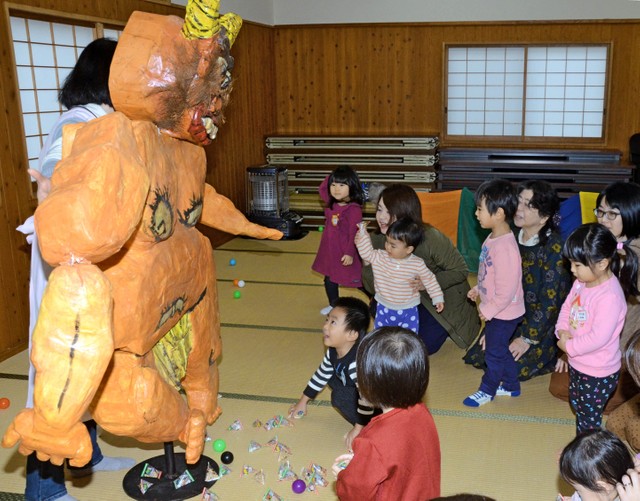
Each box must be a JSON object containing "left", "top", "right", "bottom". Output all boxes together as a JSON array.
[{"left": 149, "top": 187, "right": 174, "bottom": 241}]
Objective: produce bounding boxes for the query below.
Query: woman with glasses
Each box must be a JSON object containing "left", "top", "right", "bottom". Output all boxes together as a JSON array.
[
  {"left": 596, "top": 182, "right": 640, "bottom": 452},
  {"left": 464, "top": 180, "right": 572, "bottom": 380},
  {"left": 592, "top": 183, "right": 640, "bottom": 359}
]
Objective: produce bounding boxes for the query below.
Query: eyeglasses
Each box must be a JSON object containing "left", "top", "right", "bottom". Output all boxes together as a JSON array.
[{"left": 593, "top": 208, "right": 621, "bottom": 221}]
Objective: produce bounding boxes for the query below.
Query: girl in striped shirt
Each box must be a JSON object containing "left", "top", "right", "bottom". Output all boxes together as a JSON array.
[{"left": 355, "top": 218, "right": 444, "bottom": 333}]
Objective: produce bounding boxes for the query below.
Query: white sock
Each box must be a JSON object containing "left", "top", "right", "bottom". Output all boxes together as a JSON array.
[
  {"left": 69, "top": 456, "right": 136, "bottom": 477},
  {"left": 92, "top": 456, "right": 136, "bottom": 472},
  {"left": 55, "top": 495, "right": 79, "bottom": 501}
]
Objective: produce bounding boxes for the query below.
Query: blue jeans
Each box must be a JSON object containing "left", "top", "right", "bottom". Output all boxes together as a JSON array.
[
  {"left": 417, "top": 303, "right": 448, "bottom": 355},
  {"left": 25, "top": 420, "right": 103, "bottom": 501},
  {"left": 479, "top": 317, "right": 522, "bottom": 397}
]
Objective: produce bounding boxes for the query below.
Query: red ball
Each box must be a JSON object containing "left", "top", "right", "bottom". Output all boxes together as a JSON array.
[{"left": 0, "top": 397, "right": 10, "bottom": 409}]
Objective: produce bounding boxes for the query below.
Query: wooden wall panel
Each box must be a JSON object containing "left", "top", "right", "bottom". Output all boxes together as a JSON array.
[
  {"left": 273, "top": 21, "right": 640, "bottom": 157},
  {"left": 0, "top": 0, "right": 275, "bottom": 359}
]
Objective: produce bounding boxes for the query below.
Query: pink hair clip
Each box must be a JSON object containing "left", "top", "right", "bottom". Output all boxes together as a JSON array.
[{"left": 617, "top": 242, "right": 624, "bottom": 250}]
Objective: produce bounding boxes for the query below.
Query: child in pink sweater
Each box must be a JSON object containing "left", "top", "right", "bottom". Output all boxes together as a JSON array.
[
  {"left": 557, "top": 223, "right": 638, "bottom": 435},
  {"left": 464, "top": 179, "right": 525, "bottom": 407}
]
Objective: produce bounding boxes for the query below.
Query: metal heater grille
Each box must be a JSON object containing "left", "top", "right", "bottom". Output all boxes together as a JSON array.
[{"left": 247, "top": 167, "right": 289, "bottom": 216}]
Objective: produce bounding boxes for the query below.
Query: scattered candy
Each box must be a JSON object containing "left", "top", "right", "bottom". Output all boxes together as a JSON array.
[
  {"left": 301, "top": 462, "right": 328, "bottom": 491},
  {"left": 263, "top": 489, "right": 283, "bottom": 501},
  {"left": 173, "top": 469, "right": 195, "bottom": 489},
  {"left": 238, "top": 279, "right": 245, "bottom": 288},
  {"left": 141, "top": 463, "right": 163, "bottom": 479},
  {"left": 229, "top": 258, "right": 236, "bottom": 266},
  {"left": 292, "top": 479, "right": 306, "bottom": 494},
  {"left": 277, "top": 460, "right": 297, "bottom": 481},
  {"left": 336, "top": 460, "right": 349, "bottom": 470},
  {"left": 209, "top": 464, "right": 232, "bottom": 481},
  {"left": 252, "top": 419, "right": 263, "bottom": 428},
  {"left": 139, "top": 479, "right": 153, "bottom": 494},
  {"left": 265, "top": 437, "right": 279, "bottom": 448},
  {"left": 273, "top": 442, "right": 291, "bottom": 455},
  {"left": 213, "top": 439, "right": 226, "bottom": 453},
  {"left": 233, "top": 291, "right": 241, "bottom": 299},
  {"left": 228, "top": 419, "right": 243, "bottom": 431},
  {"left": 253, "top": 468, "right": 266, "bottom": 485},
  {"left": 264, "top": 415, "right": 293, "bottom": 431},
  {"left": 221, "top": 451, "right": 234, "bottom": 465},
  {"left": 248, "top": 440, "right": 263, "bottom": 452},
  {"left": 0, "top": 398, "right": 10, "bottom": 409},
  {"left": 292, "top": 410, "right": 304, "bottom": 419},
  {"left": 201, "top": 487, "right": 219, "bottom": 500},
  {"left": 205, "top": 462, "right": 218, "bottom": 482},
  {"left": 241, "top": 464, "right": 256, "bottom": 477}
]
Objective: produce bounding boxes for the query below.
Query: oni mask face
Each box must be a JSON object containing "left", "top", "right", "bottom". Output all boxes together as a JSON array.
[{"left": 109, "top": 2, "right": 241, "bottom": 146}]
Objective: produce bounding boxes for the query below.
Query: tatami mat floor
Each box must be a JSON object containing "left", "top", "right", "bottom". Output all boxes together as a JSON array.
[{"left": 0, "top": 230, "right": 577, "bottom": 500}]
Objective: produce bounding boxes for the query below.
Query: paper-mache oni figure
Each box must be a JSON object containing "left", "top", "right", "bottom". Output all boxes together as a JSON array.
[{"left": 2, "top": 0, "right": 281, "bottom": 466}]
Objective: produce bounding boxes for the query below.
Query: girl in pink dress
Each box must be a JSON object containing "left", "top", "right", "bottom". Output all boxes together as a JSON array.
[{"left": 312, "top": 165, "right": 364, "bottom": 315}]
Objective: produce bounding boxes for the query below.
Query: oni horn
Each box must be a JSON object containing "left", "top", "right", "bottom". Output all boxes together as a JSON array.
[{"left": 182, "top": 0, "right": 242, "bottom": 46}]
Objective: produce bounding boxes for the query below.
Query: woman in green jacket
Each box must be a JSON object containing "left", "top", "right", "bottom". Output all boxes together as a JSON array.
[{"left": 361, "top": 184, "right": 480, "bottom": 353}]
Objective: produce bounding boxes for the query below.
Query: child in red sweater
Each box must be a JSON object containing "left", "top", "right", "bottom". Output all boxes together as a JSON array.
[{"left": 332, "top": 326, "right": 441, "bottom": 500}]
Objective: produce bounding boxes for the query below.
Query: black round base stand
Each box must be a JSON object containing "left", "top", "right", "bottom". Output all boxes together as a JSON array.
[{"left": 122, "top": 442, "right": 218, "bottom": 500}]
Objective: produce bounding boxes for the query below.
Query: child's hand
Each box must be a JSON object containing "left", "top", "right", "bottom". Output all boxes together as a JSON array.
[
  {"left": 554, "top": 356, "right": 569, "bottom": 373},
  {"left": 434, "top": 301, "right": 444, "bottom": 313},
  {"left": 332, "top": 453, "right": 354, "bottom": 478},
  {"left": 288, "top": 397, "right": 309, "bottom": 420},
  {"left": 478, "top": 334, "right": 486, "bottom": 350},
  {"left": 357, "top": 221, "right": 368, "bottom": 233},
  {"left": 478, "top": 308, "right": 487, "bottom": 322},
  {"left": 617, "top": 468, "right": 640, "bottom": 501},
  {"left": 344, "top": 424, "right": 363, "bottom": 450},
  {"left": 341, "top": 254, "right": 353, "bottom": 266},
  {"left": 467, "top": 286, "right": 478, "bottom": 301},
  {"left": 557, "top": 330, "right": 572, "bottom": 353},
  {"left": 28, "top": 169, "right": 52, "bottom": 205}
]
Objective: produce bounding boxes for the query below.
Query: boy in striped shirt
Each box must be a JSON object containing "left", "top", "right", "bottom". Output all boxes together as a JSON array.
[
  {"left": 288, "top": 297, "right": 374, "bottom": 448},
  {"left": 355, "top": 218, "right": 444, "bottom": 333}
]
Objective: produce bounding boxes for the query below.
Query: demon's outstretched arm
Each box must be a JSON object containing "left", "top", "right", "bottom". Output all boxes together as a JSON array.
[{"left": 201, "top": 183, "right": 282, "bottom": 240}]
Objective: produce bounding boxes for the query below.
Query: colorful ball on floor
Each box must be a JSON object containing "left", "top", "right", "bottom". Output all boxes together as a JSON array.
[
  {"left": 213, "top": 439, "right": 226, "bottom": 453},
  {"left": 318, "top": 226, "right": 324, "bottom": 232},
  {"left": 229, "top": 258, "right": 236, "bottom": 266},
  {"left": 0, "top": 398, "right": 9, "bottom": 409},
  {"left": 220, "top": 451, "right": 234, "bottom": 464},
  {"left": 233, "top": 291, "right": 241, "bottom": 299},
  {"left": 292, "top": 479, "right": 306, "bottom": 494},
  {"left": 237, "top": 280, "right": 245, "bottom": 288}
]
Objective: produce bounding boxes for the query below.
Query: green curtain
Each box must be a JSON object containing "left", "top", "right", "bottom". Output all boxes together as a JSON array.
[{"left": 456, "top": 187, "right": 490, "bottom": 273}]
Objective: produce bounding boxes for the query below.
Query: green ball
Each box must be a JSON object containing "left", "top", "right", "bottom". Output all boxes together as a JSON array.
[
  {"left": 213, "top": 439, "right": 226, "bottom": 453},
  {"left": 318, "top": 225, "right": 324, "bottom": 232},
  {"left": 233, "top": 290, "right": 241, "bottom": 299}
]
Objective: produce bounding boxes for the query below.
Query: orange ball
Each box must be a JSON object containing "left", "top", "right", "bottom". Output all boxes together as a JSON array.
[
  {"left": 0, "top": 398, "right": 9, "bottom": 410},
  {"left": 233, "top": 279, "right": 239, "bottom": 286}
]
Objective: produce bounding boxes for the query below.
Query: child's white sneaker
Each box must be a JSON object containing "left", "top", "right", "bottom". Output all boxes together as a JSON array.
[
  {"left": 495, "top": 385, "right": 521, "bottom": 397},
  {"left": 463, "top": 390, "right": 493, "bottom": 407},
  {"left": 320, "top": 305, "right": 333, "bottom": 315}
]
